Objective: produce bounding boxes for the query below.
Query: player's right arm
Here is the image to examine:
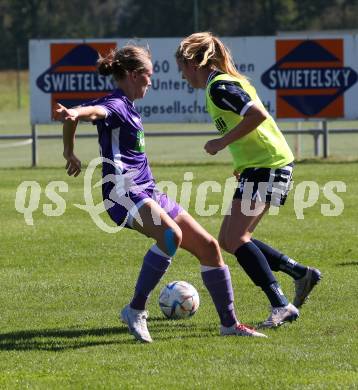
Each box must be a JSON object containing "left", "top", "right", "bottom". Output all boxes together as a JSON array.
[
  {"left": 53, "top": 103, "right": 107, "bottom": 177},
  {"left": 204, "top": 81, "right": 268, "bottom": 155},
  {"left": 53, "top": 103, "right": 88, "bottom": 177},
  {"left": 53, "top": 102, "right": 107, "bottom": 122}
]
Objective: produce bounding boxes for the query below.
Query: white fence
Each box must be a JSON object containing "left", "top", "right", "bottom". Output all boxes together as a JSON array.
[{"left": 2, "top": 123, "right": 357, "bottom": 167}]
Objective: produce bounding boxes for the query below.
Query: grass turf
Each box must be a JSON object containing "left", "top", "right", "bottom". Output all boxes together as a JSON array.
[{"left": 1, "top": 163, "right": 357, "bottom": 388}]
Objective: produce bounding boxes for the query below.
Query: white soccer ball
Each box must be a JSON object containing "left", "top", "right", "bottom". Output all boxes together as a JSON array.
[{"left": 159, "top": 281, "right": 200, "bottom": 319}]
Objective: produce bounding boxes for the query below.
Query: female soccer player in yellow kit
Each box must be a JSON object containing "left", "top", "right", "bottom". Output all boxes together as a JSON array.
[{"left": 176, "top": 32, "right": 321, "bottom": 328}]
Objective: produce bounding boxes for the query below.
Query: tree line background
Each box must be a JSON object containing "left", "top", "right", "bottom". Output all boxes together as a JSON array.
[{"left": 1, "top": 0, "right": 357, "bottom": 69}]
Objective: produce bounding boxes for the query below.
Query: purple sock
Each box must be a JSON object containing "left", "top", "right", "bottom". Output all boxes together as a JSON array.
[
  {"left": 130, "top": 245, "right": 172, "bottom": 310},
  {"left": 201, "top": 265, "right": 237, "bottom": 327}
]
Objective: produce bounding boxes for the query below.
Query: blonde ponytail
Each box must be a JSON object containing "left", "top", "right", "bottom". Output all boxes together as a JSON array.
[{"left": 176, "top": 32, "right": 246, "bottom": 81}]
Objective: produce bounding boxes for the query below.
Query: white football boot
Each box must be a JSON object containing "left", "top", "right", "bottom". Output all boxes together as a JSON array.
[
  {"left": 294, "top": 267, "right": 322, "bottom": 308},
  {"left": 259, "top": 303, "right": 299, "bottom": 328},
  {"left": 220, "top": 322, "right": 268, "bottom": 338},
  {"left": 120, "top": 304, "right": 153, "bottom": 343}
]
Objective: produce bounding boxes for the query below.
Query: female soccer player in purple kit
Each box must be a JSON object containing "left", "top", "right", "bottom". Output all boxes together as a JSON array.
[{"left": 53, "top": 44, "right": 267, "bottom": 342}]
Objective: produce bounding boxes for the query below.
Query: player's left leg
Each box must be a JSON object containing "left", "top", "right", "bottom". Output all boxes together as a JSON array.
[
  {"left": 219, "top": 200, "right": 291, "bottom": 306},
  {"left": 120, "top": 198, "right": 183, "bottom": 343},
  {"left": 220, "top": 201, "right": 299, "bottom": 328},
  {"left": 174, "top": 211, "right": 266, "bottom": 338}
]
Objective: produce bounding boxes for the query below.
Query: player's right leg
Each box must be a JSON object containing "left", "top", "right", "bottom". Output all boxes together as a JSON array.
[
  {"left": 120, "top": 199, "right": 182, "bottom": 343},
  {"left": 250, "top": 239, "right": 322, "bottom": 308}
]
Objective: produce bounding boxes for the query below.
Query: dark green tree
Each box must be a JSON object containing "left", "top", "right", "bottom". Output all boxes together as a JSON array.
[{"left": 0, "top": 0, "right": 357, "bottom": 69}]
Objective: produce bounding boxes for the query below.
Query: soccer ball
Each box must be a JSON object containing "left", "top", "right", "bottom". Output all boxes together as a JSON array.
[{"left": 159, "top": 281, "right": 200, "bottom": 319}]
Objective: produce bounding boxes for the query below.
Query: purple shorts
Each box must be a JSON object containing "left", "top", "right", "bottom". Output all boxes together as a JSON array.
[{"left": 105, "top": 187, "right": 183, "bottom": 228}]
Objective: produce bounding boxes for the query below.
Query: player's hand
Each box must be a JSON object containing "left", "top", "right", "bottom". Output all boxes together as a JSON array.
[
  {"left": 63, "top": 151, "right": 82, "bottom": 177},
  {"left": 233, "top": 170, "right": 240, "bottom": 181},
  {"left": 53, "top": 103, "right": 79, "bottom": 122},
  {"left": 204, "top": 138, "right": 225, "bottom": 155}
]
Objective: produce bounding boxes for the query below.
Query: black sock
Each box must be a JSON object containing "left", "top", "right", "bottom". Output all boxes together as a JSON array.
[
  {"left": 235, "top": 242, "right": 288, "bottom": 307},
  {"left": 262, "top": 282, "right": 289, "bottom": 308},
  {"left": 252, "top": 239, "right": 307, "bottom": 280}
]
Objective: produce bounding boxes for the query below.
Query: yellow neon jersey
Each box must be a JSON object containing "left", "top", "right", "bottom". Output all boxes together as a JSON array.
[{"left": 206, "top": 72, "right": 294, "bottom": 172}]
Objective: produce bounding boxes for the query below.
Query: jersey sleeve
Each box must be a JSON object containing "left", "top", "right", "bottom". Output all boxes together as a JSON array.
[
  {"left": 210, "top": 80, "right": 254, "bottom": 116},
  {"left": 96, "top": 98, "right": 127, "bottom": 126}
]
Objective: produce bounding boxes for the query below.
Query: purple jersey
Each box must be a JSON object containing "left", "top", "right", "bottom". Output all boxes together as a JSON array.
[
  {"left": 87, "top": 89, "right": 155, "bottom": 198},
  {"left": 83, "top": 89, "right": 182, "bottom": 227}
]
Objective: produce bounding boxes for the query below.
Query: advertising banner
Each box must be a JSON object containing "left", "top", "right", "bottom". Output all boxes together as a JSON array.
[{"left": 30, "top": 35, "right": 358, "bottom": 124}]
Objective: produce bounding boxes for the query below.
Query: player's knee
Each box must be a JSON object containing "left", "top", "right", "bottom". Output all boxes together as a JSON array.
[
  {"left": 206, "top": 237, "right": 224, "bottom": 266},
  {"left": 224, "top": 233, "right": 251, "bottom": 254},
  {"left": 196, "top": 236, "right": 223, "bottom": 266},
  {"left": 163, "top": 226, "right": 182, "bottom": 256},
  {"left": 218, "top": 234, "right": 227, "bottom": 252}
]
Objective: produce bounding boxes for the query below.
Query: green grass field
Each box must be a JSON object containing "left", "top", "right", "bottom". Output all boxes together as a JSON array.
[
  {"left": 1, "top": 70, "right": 358, "bottom": 388},
  {"left": 1, "top": 162, "right": 358, "bottom": 389}
]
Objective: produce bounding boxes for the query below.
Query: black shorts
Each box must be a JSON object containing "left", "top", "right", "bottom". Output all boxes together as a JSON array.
[{"left": 233, "top": 163, "right": 294, "bottom": 207}]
